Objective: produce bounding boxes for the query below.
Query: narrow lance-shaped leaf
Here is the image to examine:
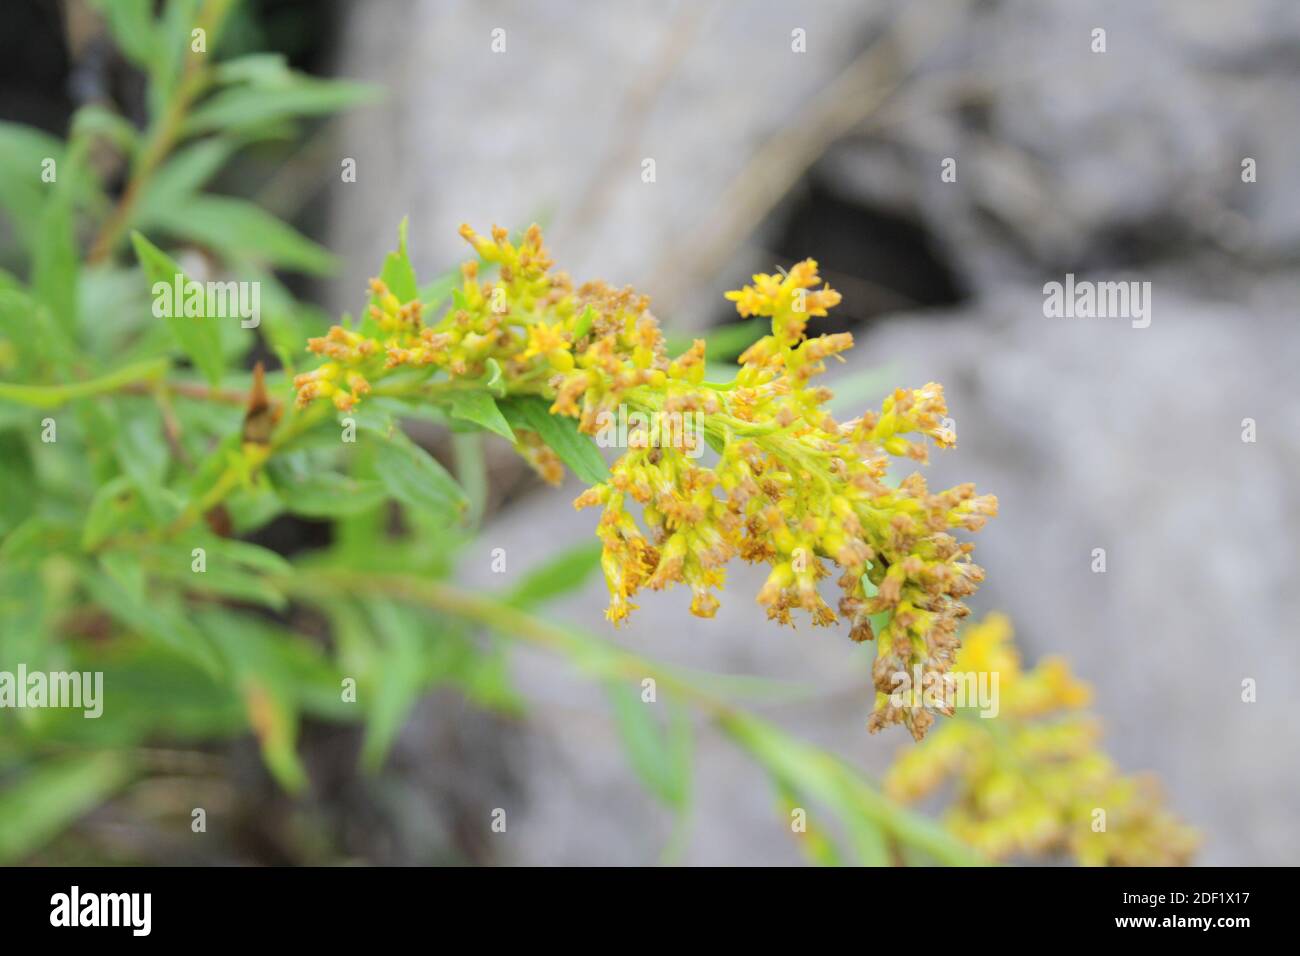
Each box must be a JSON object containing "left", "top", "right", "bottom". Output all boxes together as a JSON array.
[
  {"left": 131, "top": 231, "right": 225, "bottom": 386},
  {"left": 376, "top": 216, "right": 419, "bottom": 302},
  {"left": 604, "top": 680, "right": 691, "bottom": 811},
  {"left": 143, "top": 196, "right": 336, "bottom": 276},
  {"left": 0, "top": 122, "right": 65, "bottom": 254},
  {"left": 446, "top": 391, "right": 515, "bottom": 442},
  {"left": 266, "top": 462, "right": 389, "bottom": 518},
  {"left": 499, "top": 396, "right": 609, "bottom": 485},
  {"left": 31, "top": 174, "right": 79, "bottom": 335},
  {"left": 184, "top": 75, "right": 380, "bottom": 136},
  {"left": 0, "top": 754, "right": 136, "bottom": 863},
  {"left": 89, "top": 0, "right": 158, "bottom": 70},
  {"left": 195, "top": 610, "right": 309, "bottom": 793},
  {"left": 80, "top": 563, "right": 224, "bottom": 676},
  {"left": 506, "top": 540, "right": 603, "bottom": 609},
  {"left": 371, "top": 430, "right": 468, "bottom": 525},
  {"left": 358, "top": 600, "right": 427, "bottom": 772},
  {"left": 134, "top": 138, "right": 237, "bottom": 228}
]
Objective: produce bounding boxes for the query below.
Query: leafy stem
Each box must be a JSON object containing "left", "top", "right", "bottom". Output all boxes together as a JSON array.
[
  {"left": 0, "top": 358, "right": 170, "bottom": 407},
  {"left": 87, "top": 0, "right": 238, "bottom": 264},
  {"left": 275, "top": 568, "right": 988, "bottom": 867}
]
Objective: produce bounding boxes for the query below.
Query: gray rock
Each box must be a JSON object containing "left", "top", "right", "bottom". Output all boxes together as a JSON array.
[{"left": 329, "top": 0, "right": 1300, "bottom": 865}]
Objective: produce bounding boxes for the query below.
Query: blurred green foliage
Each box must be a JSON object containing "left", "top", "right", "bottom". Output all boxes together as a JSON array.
[{"left": 0, "top": 0, "right": 980, "bottom": 866}]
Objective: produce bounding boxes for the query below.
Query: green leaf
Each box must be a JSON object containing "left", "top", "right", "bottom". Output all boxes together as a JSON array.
[
  {"left": 720, "top": 711, "right": 874, "bottom": 865},
  {"left": 154, "top": 560, "right": 287, "bottom": 613},
  {"left": 147, "top": 537, "right": 293, "bottom": 611},
  {"left": 112, "top": 402, "right": 173, "bottom": 523},
  {"left": 184, "top": 76, "right": 379, "bottom": 136},
  {"left": 372, "top": 432, "right": 468, "bottom": 524},
  {"left": 195, "top": 611, "right": 310, "bottom": 792},
  {"left": 840, "top": 801, "right": 891, "bottom": 867},
  {"left": 376, "top": 217, "right": 419, "bottom": 302},
  {"left": 42, "top": 647, "right": 243, "bottom": 746},
  {"left": 245, "top": 675, "right": 308, "bottom": 792},
  {"left": 90, "top": 0, "right": 158, "bottom": 70},
  {"left": 0, "top": 289, "right": 75, "bottom": 374},
  {"left": 666, "top": 317, "right": 765, "bottom": 362},
  {"left": 451, "top": 431, "right": 487, "bottom": 528},
  {"left": 0, "top": 566, "right": 47, "bottom": 668},
  {"left": 206, "top": 538, "right": 293, "bottom": 576},
  {"left": 446, "top": 390, "right": 514, "bottom": 441},
  {"left": 571, "top": 305, "right": 596, "bottom": 342},
  {"left": 69, "top": 103, "right": 138, "bottom": 158},
  {"left": 131, "top": 232, "right": 224, "bottom": 386},
  {"left": 498, "top": 396, "right": 608, "bottom": 484},
  {"left": 143, "top": 195, "right": 336, "bottom": 275},
  {"left": 134, "top": 138, "right": 237, "bottom": 227},
  {"left": 770, "top": 778, "right": 843, "bottom": 866},
  {"left": 358, "top": 601, "right": 427, "bottom": 771},
  {"left": 418, "top": 268, "right": 460, "bottom": 311},
  {"left": 147, "top": 0, "right": 201, "bottom": 114},
  {"left": 718, "top": 710, "right": 985, "bottom": 867},
  {"left": 0, "top": 515, "right": 77, "bottom": 566},
  {"left": 0, "top": 753, "right": 135, "bottom": 863},
  {"left": 80, "top": 565, "right": 223, "bottom": 675},
  {"left": 31, "top": 181, "right": 79, "bottom": 334},
  {"left": 506, "top": 540, "right": 602, "bottom": 609},
  {"left": 479, "top": 357, "right": 506, "bottom": 398},
  {"left": 80, "top": 475, "right": 137, "bottom": 550},
  {"left": 0, "top": 122, "right": 64, "bottom": 254},
  {"left": 0, "top": 431, "right": 35, "bottom": 537},
  {"left": 267, "top": 463, "right": 388, "bottom": 518},
  {"left": 78, "top": 264, "right": 153, "bottom": 357},
  {"left": 449, "top": 638, "right": 522, "bottom": 714},
  {"left": 212, "top": 53, "right": 293, "bottom": 86},
  {"left": 100, "top": 549, "right": 147, "bottom": 603},
  {"left": 604, "top": 681, "right": 691, "bottom": 810}
]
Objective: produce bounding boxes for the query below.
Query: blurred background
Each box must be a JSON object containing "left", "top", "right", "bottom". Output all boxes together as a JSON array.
[{"left": 3, "top": 0, "right": 1298, "bottom": 865}]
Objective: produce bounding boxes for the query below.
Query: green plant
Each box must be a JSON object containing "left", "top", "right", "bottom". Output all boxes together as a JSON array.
[{"left": 0, "top": 0, "right": 1192, "bottom": 867}]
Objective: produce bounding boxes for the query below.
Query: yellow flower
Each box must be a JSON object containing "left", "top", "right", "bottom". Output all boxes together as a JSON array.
[
  {"left": 884, "top": 614, "right": 1200, "bottom": 865},
  {"left": 294, "top": 224, "right": 999, "bottom": 738}
]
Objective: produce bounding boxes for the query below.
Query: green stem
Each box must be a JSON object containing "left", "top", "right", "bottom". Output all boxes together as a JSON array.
[
  {"left": 87, "top": 0, "right": 237, "bottom": 264},
  {"left": 276, "top": 569, "right": 986, "bottom": 867},
  {"left": 0, "top": 358, "right": 169, "bottom": 407},
  {"left": 161, "top": 395, "right": 331, "bottom": 538}
]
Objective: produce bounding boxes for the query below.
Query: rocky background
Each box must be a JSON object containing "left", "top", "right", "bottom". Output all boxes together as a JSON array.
[
  {"left": 9, "top": 0, "right": 1293, "bottom": 865},
  {"left": 328, "top": 0, "right": 1300, "bottom": 866}
]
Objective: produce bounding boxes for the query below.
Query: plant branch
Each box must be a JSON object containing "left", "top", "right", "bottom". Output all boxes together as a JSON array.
[
  {"left": 86, "top": 0, "right": 237, "bottom": 264},
  {"left": 277, "top": 569, "right": 986, "bottom": 867},
  {"left": 0, "top": 358, "right": 170, "bottom": 407}
]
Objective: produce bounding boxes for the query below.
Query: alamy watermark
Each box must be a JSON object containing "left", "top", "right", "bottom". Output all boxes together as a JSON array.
[
  {"left": 888, "top": 665, "right": 1000, "bottom": 718},
  {"left": 594, "top": 405, "right": 705, "bottom": 459},
  {"left": 50, "top": 886, "right": 150, "bottom": 936},
  {"left": 152, "top": 273, "right": 261, "bottom": 328},
  {"left": 0, "top": 665, "right": 103, "bottom": 718},
  {"left": 1043, "top": 273, "right": 1151, "bottom": 329}
]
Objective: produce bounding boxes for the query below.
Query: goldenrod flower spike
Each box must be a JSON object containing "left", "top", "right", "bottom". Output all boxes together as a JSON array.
[
  {"left": 884, "top": 615, "right": 1200, "bottom": 865},
  {"left": 294, "top": 224, "right": 999, "bottom": 739}
]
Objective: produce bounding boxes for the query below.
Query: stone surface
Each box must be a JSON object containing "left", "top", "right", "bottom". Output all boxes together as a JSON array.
[{"left": 331, "top": 0, "right": 1300, "bottom": 865}]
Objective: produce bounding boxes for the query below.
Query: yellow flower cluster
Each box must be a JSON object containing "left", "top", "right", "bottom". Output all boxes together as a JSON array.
[
  {"left": 293, "top": 224, "right": 998, "bottom": 738},
  {"left": 884, "top": 614, "right": 1199, "bottom": 865}
]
